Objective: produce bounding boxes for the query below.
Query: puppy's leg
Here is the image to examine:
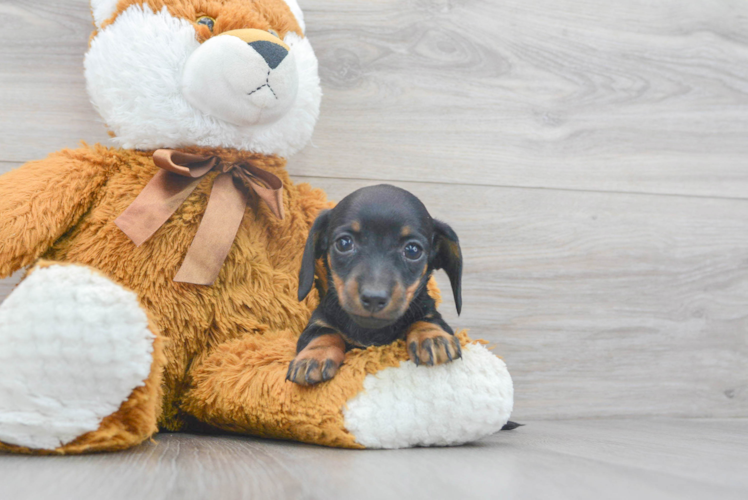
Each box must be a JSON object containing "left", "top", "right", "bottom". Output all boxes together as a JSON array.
[
  {"left": 288, "top": 320, "right": 346, "bottom": 386},
  {"left": 407, "top": 320, "right": 462, "bottom": 367}
]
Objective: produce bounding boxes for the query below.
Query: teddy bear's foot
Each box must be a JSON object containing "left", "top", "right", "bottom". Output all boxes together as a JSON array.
[
  {"left": 342, "top": 341, "right": 513, "bottom": 448},
  {"left": 184, "top": 330, "right": 513, "bottom": 449},
  {"left": 0, "top": 262, "right": 164, "bottom": 454}
]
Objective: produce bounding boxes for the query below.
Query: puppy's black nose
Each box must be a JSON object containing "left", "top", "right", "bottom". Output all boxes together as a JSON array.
[{"left": 360, "top": 290, "right": 390, "bottom": 313}]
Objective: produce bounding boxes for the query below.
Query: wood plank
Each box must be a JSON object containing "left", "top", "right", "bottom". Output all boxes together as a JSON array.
[
  {"left": 0, "top": 272, "right": 22, "bottom": 304},
  {"left": 0, "top": 419, "right": 746, "bottom": 500},
  {"left": 1, "top": 0, "right": 747, "bottom": 198},
  {"left": 297, "top": 0, "right": 748, "bottom": 199},
  {"left": 300, "top": 176, "right": 748, "bottom": 420},
  {"left": 0, "top": 1, "right": 110, "bottom": 159}
]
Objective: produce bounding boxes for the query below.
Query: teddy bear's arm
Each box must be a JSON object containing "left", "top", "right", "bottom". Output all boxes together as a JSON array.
[{"left": 0, "top": 148, "right": 113, "bottom": 278}]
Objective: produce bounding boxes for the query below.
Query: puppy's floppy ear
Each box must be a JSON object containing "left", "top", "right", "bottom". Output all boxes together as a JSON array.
[
  {"left": 298, "top": 210, "right": 330, "bottom": 301},
  {"left": 432, "top": 219, "right": 463, "bottom": 315}
]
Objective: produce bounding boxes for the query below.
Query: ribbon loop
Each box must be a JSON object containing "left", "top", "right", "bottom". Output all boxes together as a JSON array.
[
  {"left": 114, "top": 149, "right": 285, "bottom": 285},
  {"left": 153, "top": 149, "right": 217, "bottom": 177},
  {"left": 234, "top": 162, "right": 285, "bottom": 220}
]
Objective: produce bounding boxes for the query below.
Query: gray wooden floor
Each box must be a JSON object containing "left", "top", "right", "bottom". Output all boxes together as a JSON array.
[
  {"left": 1, "top": 419, "right": 747, "bottom": 500},
  {"left": 1, "top": 0, "right": 748, "bottom": 497}
]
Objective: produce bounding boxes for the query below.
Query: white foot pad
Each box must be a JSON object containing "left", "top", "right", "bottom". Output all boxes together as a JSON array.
[
  {"left": 343, "top": 343, "right": 514, "bottom": 449},
  {"left": 0, "top": 265, "right": 154, "bottom": 450}
]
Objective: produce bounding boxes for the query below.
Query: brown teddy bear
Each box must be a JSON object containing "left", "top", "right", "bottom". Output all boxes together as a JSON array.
[{"left": 0, "top": 0, "right": 513, "bottom": 454}]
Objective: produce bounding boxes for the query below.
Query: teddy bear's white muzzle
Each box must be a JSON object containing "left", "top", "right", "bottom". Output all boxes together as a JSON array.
[{"left": 181, "top": 31, "right": 299, "bottom": 127}]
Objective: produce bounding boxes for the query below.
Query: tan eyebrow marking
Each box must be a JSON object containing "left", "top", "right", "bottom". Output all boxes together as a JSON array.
[
  {"left": 351, "top": 221, "right": 361, "bottom": 232},
  {"left": 401, "top": 226, "right": 411, "bottom": 237}
]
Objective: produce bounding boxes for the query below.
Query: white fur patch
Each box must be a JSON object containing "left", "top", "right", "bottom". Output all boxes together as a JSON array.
[
  {"left": 84, "top": 5, "right": 321, "bottom": 157},
  {"left": 343, "top": 343, "right": 514, "bottom": 449},
  {"left": 280, "top": 0, "right": 306, "bottom": 33},
  {"left": 0, "top": 265, "right": 154, "bottom": 450},
  {"left": 90, "top": 0, "right": 120, "bottom": 28},
  {"left": 181, "top": 33, "right": 299, "bottom": 127}
]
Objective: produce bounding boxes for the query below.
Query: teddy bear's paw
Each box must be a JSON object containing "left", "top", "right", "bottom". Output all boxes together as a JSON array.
[
  {"left": 0, "top": 264, "right": 155, "bottom": 450},
  {"left": 343, "top": 342, "right": 513, "bottom": 449}
]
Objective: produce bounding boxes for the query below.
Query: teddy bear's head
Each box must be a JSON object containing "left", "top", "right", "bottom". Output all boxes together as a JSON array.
[{"left": 85, "top": 0, "right": 320, "bottom": 157}]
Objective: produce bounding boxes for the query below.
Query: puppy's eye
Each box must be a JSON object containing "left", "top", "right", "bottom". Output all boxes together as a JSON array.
[
  {"left": 403, "top": 242, "right": 423, "bottom": 260},
  {"left": 268, "top": 29, "right": 280, "bottom": 38},
  {"left": 335, "top": 236, "right": 354, "bottom": 253},
  {"left": 196, "top": 16, "right": 215, "bottom": 32}
]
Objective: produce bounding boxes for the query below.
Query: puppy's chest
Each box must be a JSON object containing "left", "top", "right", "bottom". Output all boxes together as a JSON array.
[
  {"left": 342, "top": 324, "right": 407, "bottom": 348},
  {"left": 324, "top": 307, "right": 418, "bottom": 348}
]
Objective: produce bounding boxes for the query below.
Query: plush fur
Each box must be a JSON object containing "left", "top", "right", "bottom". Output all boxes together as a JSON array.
[
  {"left": 0, "top": 0, "right": 513, "bottom": 453},
  {"left": 0, "top": 261, "right": 166, "bottom": 455},
  {"left": 0, "top": 145, "right": 330, "bottom": 443},
  {"left": 0, "top": 263, "right": 156, "bottom": 450},
  {"left": 91, "top": 0, "right": 121, "bottom": 27},
  {"left": 343, "top": 341, "right": 514, "bottom": 449},
  {"left": 85, "top": 1, "right": 320, "bottom": 156}
]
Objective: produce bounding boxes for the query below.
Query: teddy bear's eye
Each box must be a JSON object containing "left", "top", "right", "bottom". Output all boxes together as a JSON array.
[
  {"left": 268, "top": 29, "right": 280, "bottom": 38},
  {"left": 196, "top": 16, "right": 215, "bottom": 32}
]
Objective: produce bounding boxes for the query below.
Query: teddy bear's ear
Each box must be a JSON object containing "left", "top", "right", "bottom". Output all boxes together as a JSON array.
[
  {"left": 90, "top": 0, "right": 120, "bottom": 28},
  {"left": 280, "top": 0, "right": 306, "bottom": 33}
]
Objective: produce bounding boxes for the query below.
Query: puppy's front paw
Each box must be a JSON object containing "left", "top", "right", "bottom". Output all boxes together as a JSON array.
[
  {"left": 287, "top": 356, "right": 341, "bottom": 386},
  {"left": 407, "top": 322, "right": 462, "bottom": 367},
  {"left": 287, "top": 334, "right": 345, "bottom": 386}
]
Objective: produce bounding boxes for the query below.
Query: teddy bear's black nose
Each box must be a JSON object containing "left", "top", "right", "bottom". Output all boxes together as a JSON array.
[{"left": 248, "top": 40, "right": 288, "bottom": 69}]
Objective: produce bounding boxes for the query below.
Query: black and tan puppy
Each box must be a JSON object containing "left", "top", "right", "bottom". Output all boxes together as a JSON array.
[{"left": 287, "top": 184, "right": 463, "bottom": 386}]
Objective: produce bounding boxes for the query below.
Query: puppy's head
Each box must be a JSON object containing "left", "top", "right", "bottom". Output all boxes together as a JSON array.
[{"left": 299, "top": 185, "right": 462, "bottom": 329}]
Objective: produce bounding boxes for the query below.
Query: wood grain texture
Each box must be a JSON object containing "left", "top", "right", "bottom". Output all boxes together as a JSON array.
[
  {"left": 1, "top": 0, "right": 748, "bottom": 198},
  {"left": 0, "top": 1, "right": 110, "bottom": 159},
  {"left": 296, "top": 0, "right": 748, "bottom": 198},
  {"left": 0, "top": 272, "right": 22, "bottom": 301},
  {"left": 1, "top": 419, "right": 747, "bottom": 500}
]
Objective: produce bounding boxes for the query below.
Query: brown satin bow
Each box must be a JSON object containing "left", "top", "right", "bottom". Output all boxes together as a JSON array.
[{"left": 115, "top": 149, "right": 285, "bottom": 285}]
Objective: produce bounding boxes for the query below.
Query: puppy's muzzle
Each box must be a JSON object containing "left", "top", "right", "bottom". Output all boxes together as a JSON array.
[
  {"left": 359, "top": 287, "right": 390, "bottom": 313},
  {"left": 343, "top": 277, "right": 409, "bottom": 329}
]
